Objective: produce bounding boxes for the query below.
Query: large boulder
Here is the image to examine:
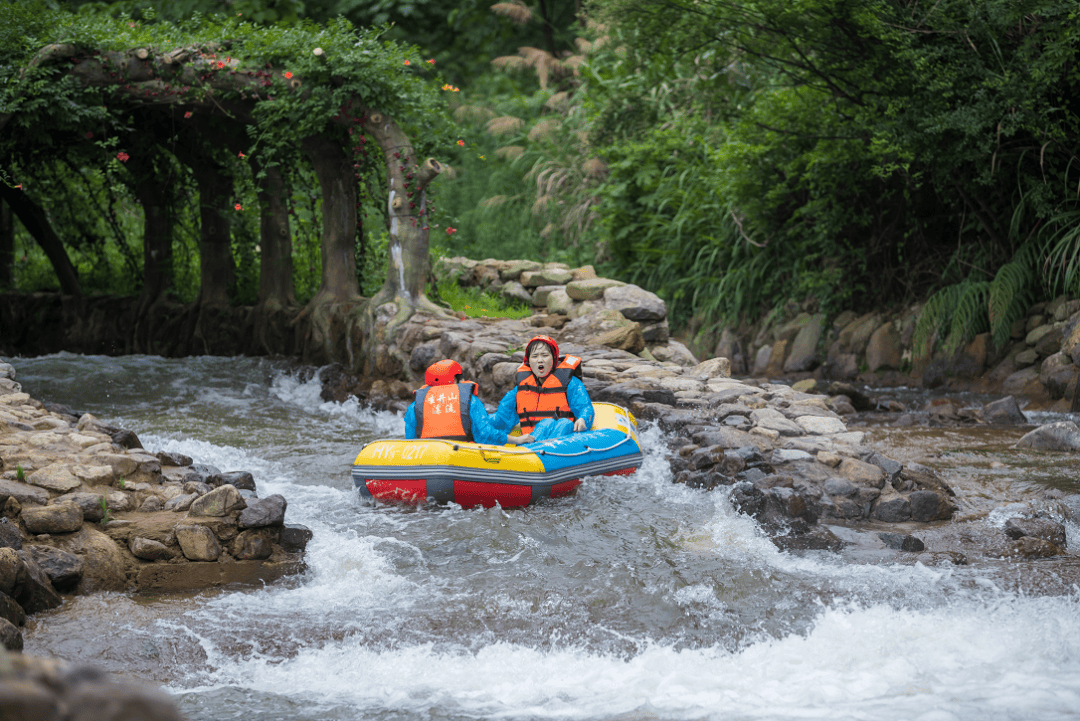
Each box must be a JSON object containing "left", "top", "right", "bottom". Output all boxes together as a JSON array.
[
  {"left": 603, "top": 284, "right": 667, "bottom": 322},
  {"left": 1015, "top": 421, "right": 1080, "bottom": 451},
  {"left": 22, "top": 503, "right": 83, "bottom": 535},
  {"left": 47, "top": 526, "right": 127, "bottom": 593}
]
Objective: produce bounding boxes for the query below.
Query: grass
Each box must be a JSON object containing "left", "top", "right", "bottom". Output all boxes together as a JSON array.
[{"left": 435, "top": 278, "right": 533, "bottom": 319}]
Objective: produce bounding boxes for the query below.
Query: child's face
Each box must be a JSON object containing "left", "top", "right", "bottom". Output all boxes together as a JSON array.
[{"left": 527, "top": 345, "right": 554, "bottom": 379}]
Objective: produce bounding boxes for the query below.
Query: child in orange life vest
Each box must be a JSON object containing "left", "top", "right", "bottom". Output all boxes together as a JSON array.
[
  {"left": 404, "top": 359, "right": 535, "bottom": 445},
  {"left": 491, "top": 335, "right": 595, "bottom": 442}
]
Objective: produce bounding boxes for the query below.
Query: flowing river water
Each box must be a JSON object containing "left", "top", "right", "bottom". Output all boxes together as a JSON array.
[{"left": 10, "top": 353, "right": 1080, "bottom": 721}]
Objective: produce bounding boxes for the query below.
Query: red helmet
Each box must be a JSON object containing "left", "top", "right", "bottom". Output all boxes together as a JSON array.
[
  {"left": 425, "top": 359, "right": 463, "bottom": 386},
  {"left": 526, "top": 335, "right": 559, "bottom": 362}
]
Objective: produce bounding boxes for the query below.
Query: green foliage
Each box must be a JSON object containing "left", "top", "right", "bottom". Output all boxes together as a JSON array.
[
  {"left": 434, "top": 277, "right": 531, "bottom": 319},
  {"left": 98, "top": 494, "right": 114, "bottom": 525}
]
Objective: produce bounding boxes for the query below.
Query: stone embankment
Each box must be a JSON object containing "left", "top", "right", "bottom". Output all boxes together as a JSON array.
[
  {"left": 0, "top": 358, "right": 311, "bottom": 654},
  {"left": 436, "top": 256, "right": 1080, "bottom": 410},
  {"left": 324, "top": 256, "right": 1071, "bottom": 561}
]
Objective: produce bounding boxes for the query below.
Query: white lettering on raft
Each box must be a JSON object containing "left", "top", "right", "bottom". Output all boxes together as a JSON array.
[{"left": 369, "top": 444, "right": 428, "bottom": 462}]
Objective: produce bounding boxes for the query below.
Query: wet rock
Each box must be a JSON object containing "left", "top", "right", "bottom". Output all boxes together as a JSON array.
[
  {"left": 230, "top": 528, "right": 279, "bottom": 560},
  {"left": 176, "top": 525, "right": 222, "bottom": 562},
  {"left": 12, "top": 550, "right": 62, "bottom": 613},
  {"left": 46, "top": 526, "right": 127, "bottom": 593},
  {"left": 164, "top": 493, "right": 196, "bottom": 512},
  {"left": 110, "top": 428, "right": 143, "bottom": 449},
  {"left": 238, "top": 494, "right": 287, "bottom": 529},
  {"left": 0, "top": 517, "right": 22, "bottom": 550},
  {"left": 1015, "top": 421, "right": 1080, "bottom": 451},
  {"left": 877, "top": 532, "right": 925, "bottom": 552},
  {"left": 280, "top": 524, "right": 313, "bottom": 552},
  {"left": 872, "top": 486, "right": 911, "bottom": 522},
  {"left": 899, "top": 462, "right": 955, "bottom": 496},
  {"left": 1004, "top": 516, "right": 1067, "bottom": 547},
  {"left": 866, "top": 452, "right": 902, "bottom": 486},
  {"left": 208, "top": 471, "right": 256, "bottom": 492},
  {"left": 908, "top": 489, "right": 956, "bottom": 522},
  {"left": 1005, "top": 537, "right": 1064, "bottom": 558},
  {"left": 0, "top": 591, "right": 25, "bottom": 628},
  {"left": 22, "top": 503, "right": 83, "bottom": 535},
  {"left": 189, "top": 485, "right": 245, "bottom": 517},
  {"left": 0, "top": 616, "right": 22, "bottom": 650},
  {"left": 155, "top": 451, "right": 193, "bottom": 467},
  {"left": 27, "top": 545, "right": 83, "bottom": 592},
  {"left": 129, "top": 537, "right": 173, "bottom": 561},
  {"left": 0, "top": 548, "right": 19, "bottom": 596},
  {"left": 982, "top": 396, "right": 1028, "bottom": 425}
]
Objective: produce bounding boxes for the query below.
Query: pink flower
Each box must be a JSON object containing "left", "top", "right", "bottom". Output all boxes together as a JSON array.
[
  {"left": 116, "top": 151, "right": 129, "bottom": 162},
  {"left": 238, "top": 152, "right": 246, "bottom": 158},
  {"left": 427, "top": 59, "right": 435, "bottom": 65},
  {"left": 15, "top": 184, "right": 22, "bottom": 190},
  {"left": 457, "top": 140, "right": 465, "bottom": 146},
  {"left": 234, "top": 203, "right": 242, "bottom": 211},
  {"left": 184, "top": 111, "right": 192, "bottom": 119},
  {"left": 446, "top": 227, "right": 457, "bottom": 235}
]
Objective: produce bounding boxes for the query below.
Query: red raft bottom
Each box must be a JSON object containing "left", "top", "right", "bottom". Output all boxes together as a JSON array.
[{"left": 366, "top": 476, "right": 609, "bottom": 509}]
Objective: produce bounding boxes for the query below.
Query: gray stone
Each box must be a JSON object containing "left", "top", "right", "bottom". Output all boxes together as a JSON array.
[
  {"left": 280, "top": 524, "right": 313, "bottom": 552},
  {"left": 238, "top": 494, "right": 287, "bottom": 529},
  {"left": 824, "top": 478, "right": 857, "bottom": 497},
  {"left": 0, "top": 616, "right": 21, "bottom": 650},
  {"left": 983, "top": 396, "right": 1028, "bottom": 425},
  {"left": 749, "top": 408, "right": 803, "bottom": 436},
  {"left": 22, "top": 503, "right": 83, "bottom": 534},
  {"left": 839, "top": 458, "right": 886, "bottom": 487},
  {"left": 175, "top": 525, "right": 222, "bottom": 561},
  {"left": 872, "top": 488, "right": 911, "bottom": 522},
  {"left": 546, "top": 289, "right": 574, "bottom": 315},
  {"left": 53, "top": 492, "right": 106, "bottom": 523},
  {"left": 230, "top": 528, "right": 278, "bottom": 560},
  {"left": 1016, "top": 421, "right": 1080, "bottom": 451},
  {"left": 0, "top": 517, "right": 22, "bottom": 550},
  {"left": 164, "top": 493, "right": 197, "bottom": 512},
  {"left": 498, "top": 281, "right": 533, "bottom": 306},
  {"left": 208, "top": 472, "right": 256, "bottom": 492},
  {"left": 130, "top": 536, "right": 173, "bottom": 561},
  {"left": 783, "top": 314, "right": 824, "bottom": 373},
  {"left": 866, "top": 322, "right": 903, "bottom": 372},
  {"left": 531, "top": 284, "right": 563, "bottom": 306},
  {"left": 189, "top": 485, "right": 245, "bottom": 517},
  {"left": 603, "top": 284, "right": 667, "bottom": 322},
  {"left": 877, "top": 532, "right": 925, "bottom": 552},
  {"left": 566, "top": 278, "right": 626, "bottom": 301},
  {"left": 0, "top": 480, "right": 47, "bottom": 509},
  {"left": 520, "top": 268, "right": 573, "bottom": 287},
  {"left": 12, "top": 549, "right": 62, "bottom": 613},
  {"left": 26, "top": 545, "right": 83, "bottom": 592},
  {"left": 0, "top": 590, "right": 25, "bottom": 628},
  {"left": 26, "top": 463, "right": 81, "bottom": 494},
  {"left": 1004, "top": 516, "right": 1067, "bottom": 547},
  {"left": 909, "top": 490, "right": 954, "bottom": 522}
]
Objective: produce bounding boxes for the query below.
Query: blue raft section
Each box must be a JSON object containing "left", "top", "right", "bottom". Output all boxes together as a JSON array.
[{"left": 351, "top": 402, "right": 643, "bottom": 508}]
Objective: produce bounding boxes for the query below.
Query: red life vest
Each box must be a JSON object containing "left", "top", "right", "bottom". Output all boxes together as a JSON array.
[
  {"left": 414, "top": 381, "right": 478, "bottom": 441},
  {"left": 514, "top": 356, "right": 582, "bottom": 434}
]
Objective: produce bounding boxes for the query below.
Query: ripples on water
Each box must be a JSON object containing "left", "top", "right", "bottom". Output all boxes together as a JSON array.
[{"left": 12, "top": 354, "right": 1080, "bottom": 721}]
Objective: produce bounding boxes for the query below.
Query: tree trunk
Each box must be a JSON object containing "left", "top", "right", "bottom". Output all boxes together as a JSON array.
[
  {"left": 0, "top": 185, "right": 81, "bottom": 296},
  {"left": 300, "top": 135, "right": 359, "bottom": 302},
  {"left": 189, "top": 159, "right": 234, "bottom": 308},
  {"left": 361, "top": 111, "right": 443, "bottom": 308},
  {"left": 0, "top": 200, "right": 12, "bottom": 289},
  {"left": 126, "top": 150, "right": 176, "bottom": 307},
  {"left": 250, "top": 158, "right": 295, "bottom": 310}
]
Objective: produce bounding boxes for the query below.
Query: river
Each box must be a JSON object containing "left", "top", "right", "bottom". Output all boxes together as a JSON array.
[{"left": 11, "top": 353, "right": 1080, "bottom": 721}]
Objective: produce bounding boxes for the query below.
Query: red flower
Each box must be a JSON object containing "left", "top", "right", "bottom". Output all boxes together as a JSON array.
[
  {"left": 238, "top": 152, "right": 246, "bottom": 158},
  {"left": 427, "top": 59, "right": 435, "bottom": 65},
  {"left": 15, "top": 184, "right": 22, "bottom": 190},
  {"left": 284, "top": 71, "right": 293, "bottom": 79},
  {"left": 216, "top": 61, "right": 225, "bottom": 69},
  {"left": 446, "top": 227, "right": 457, "bottom": 235},
  {"left": 234, "top": 203, "right": 242, "bottom": 211},
  {"left": 116, "top": 151, "right": 129, "bottom": 162},
  {"left": 403, "top": 60, "right": 410, "bottom": 66},
  {"left": 184, "top": 111, "right": 193, "bottom": 119},
  {"left": 85, "top": 131, "right": 93, "bottom": 139},
  {"left": 457, "top": 140, "right": 465, "bottom": 146}
]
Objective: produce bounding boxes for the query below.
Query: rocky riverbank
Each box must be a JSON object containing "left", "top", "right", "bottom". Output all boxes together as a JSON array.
[{"left": 0, "top": 358, "right": 311, "bottom": 654}]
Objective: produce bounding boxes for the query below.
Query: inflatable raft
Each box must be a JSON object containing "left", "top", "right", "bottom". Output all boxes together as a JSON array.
[{"left": 352, "top": 402, "right": 643, "bottom": 508}]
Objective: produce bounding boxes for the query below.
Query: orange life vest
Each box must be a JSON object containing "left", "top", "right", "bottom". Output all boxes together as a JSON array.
[
  {"left": 514, "top": 356, "right": 582, "bottom": 434},
  {"left": 414, "top": 381, "right": 478, "bottom": 441}
]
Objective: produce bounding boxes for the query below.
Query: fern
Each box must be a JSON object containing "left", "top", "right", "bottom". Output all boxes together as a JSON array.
[{"left": 987, "top": 246, "right": 1038, "bottom": 349}]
